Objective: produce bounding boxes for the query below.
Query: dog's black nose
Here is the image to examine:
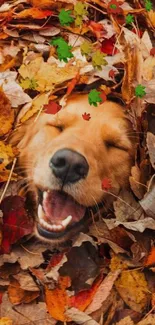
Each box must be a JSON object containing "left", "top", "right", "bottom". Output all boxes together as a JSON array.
[{"left": 50, "top": 149, "right": 89, "bottom": 184}]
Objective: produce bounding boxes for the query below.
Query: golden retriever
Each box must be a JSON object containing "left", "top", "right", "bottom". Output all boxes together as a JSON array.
[{"left": 12, "top": 94, "right": 134, "bottom": 243}]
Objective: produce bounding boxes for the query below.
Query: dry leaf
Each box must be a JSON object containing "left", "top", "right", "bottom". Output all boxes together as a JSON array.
[
  {"left": 115, "top": 316, "right": 134, "bottom": 325},
  {"left": 129, "top": 165, "right": 144, "bottom": 200},
  {"left": 137, "top": 314, "right": 155, "bottom": 324},
  {"left": 85, "top": 270, "right": 120, "bottom": 314},
  {"left": 66, "top": 308, "right": 99, "bottom": 325},
  {"left": 0, "top": 318, "right": 12, "bottom": 325},
  {"left": 104, "top": 217, "right": 155, "bottom": 232},
  {"left": 140, "top": 175, "right": 155, "bottom": 219},
  {"left": 8, "top": 277, "right": 39, "bottom": 305},
  {"left": 115, "top": 270, "right": 150, "bottom": 313},
  {"left": 146, "top": 133, "right": 155, "bottom": 169},
  {"left": 0, "top": 90, "right": 14, "bottom": 136}
]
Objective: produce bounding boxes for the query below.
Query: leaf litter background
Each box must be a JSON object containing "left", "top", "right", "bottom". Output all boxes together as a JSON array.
[{"left": 0, "top": 0, "right": 155, "bottom": 324}]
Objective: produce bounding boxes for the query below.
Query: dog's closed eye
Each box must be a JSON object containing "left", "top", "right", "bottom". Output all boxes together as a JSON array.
[{"left": 105, "top": 140, "right": 128, "bottom": 151}]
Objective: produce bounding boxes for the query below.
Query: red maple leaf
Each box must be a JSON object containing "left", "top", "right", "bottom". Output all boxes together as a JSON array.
[
  {"left": 150, "top": 48, "right": 155, "bottom": 56},
  {"left": 101, "top": 37, "right": 118, "bottom": 56},
  {"left": 101, "top": 178, "right": 112, "bottom": 191},
  {"left": 100, "top": 91, "right": 107, "bottom": 103},
  {"left": 0, "top": 196, "right": 33, "bottom": 254},
  {"left": 82, "top": 112, "right": 91, "bottom": 121},
  {"left": 107, "top": 0, "right": 123, "bottom": 14},
  {"left": 109, "top": 69, "right": 116, "bottom": 79},
  {"left": 44, "top": 101, "right": 62, "bottom": 115}
]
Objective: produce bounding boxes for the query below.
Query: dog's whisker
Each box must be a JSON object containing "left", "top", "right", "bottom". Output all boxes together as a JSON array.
[{"left": 99, "top": 189, "right": 137, "bottom": 212}]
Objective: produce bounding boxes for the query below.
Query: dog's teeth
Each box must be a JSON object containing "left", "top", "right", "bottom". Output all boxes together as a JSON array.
[
  {"left": 38, "top": 204, "right": 45, "bottom": 219},
  {"left": 61, "top": 215, "right": 72, "bottom": 228},
  {"left": 43, "top": 191, "right": 48, "bottom": 200}
]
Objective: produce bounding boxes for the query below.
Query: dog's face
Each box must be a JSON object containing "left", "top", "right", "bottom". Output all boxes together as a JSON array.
[{"left": 14, "top": 94, "right": 134, "bottom": 243}]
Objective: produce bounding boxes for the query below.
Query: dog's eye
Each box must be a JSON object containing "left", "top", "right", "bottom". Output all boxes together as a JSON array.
[
  {"left": 55, "top": 125, "right": 64, "bottom": 132},
  {"left": 105, "top": 140, "right": 126, "bottom": 151}
]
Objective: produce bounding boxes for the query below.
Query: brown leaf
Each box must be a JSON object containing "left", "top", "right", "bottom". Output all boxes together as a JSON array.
[
  {"left": 8, "top": 277, "right": 39, "bottom": 305},
  {"left": 0, "top": 90, "right": 14, "bottom": 136},
  {"left": 65, "top": 308, "right": 99, "bottom": 325},
  {"left": 137, "top": 314, "right": 155, "bottom": 324},
  {"left": 86, "top": 270, "right": 120, "bottom": 314},
  {"left": 140, "top": 175, "right": 155, "bottom": 219},
  {"left": 129, "top": 165, "right": 145, "bottom": 200},
  {"left": 115, "top": 316, "right": 134, "bottom": 325},
  {"left": 146, "top": 132, "right": 155, "bottom": 169},
  {"left": 1, "top": 293, "right": 56, "bottom": 325}
]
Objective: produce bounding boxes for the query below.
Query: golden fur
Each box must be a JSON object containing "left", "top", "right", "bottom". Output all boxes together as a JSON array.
[{"left": 12, "top": 94, "right": 135, "bottom": 243}]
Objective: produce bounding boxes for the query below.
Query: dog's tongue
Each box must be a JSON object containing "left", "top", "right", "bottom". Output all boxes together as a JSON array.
[{"left": 42, "top": 190, "right": 86, "bottom": 225}]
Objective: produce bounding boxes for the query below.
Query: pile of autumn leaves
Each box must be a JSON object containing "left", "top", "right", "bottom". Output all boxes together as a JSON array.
[{"left": 0, "top": 0, "right": 155, "bottom": 324}]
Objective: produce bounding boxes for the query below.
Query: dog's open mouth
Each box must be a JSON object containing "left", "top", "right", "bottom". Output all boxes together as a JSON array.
[{"left": 37, "top": 190, "right": 87, "bottom": 239}]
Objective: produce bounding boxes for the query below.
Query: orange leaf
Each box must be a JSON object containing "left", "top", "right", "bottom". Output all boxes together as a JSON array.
[
  {"left": 82, "top": 113, "right": 91, "bottom": 121},
  {"left": 70, "top": 275, "right": 102, "bottom": 311},
  {"left": 45, "top": 276, "right": 71, "bottom": 322},
  {"left": 144, "top": 246, "right": 155, "bottom": 267},
  {"left": 66, "top": 72, "right": 80, "bottom": 96},
  {"left": 15, "top": 8, "right": 53, "bottom": 19}
]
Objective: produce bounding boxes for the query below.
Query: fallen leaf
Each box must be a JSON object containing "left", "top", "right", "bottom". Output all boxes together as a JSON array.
[
  {"left": 115, "top": 270, "right": 150, "bottom": 312},
  {"left": 140, "top": 175, "right": 155, "bottom": 219},
  {"left": 104, "top": 217, "right": 155, "bottom": 232},
  {"left": 0, "top": 318, "right": 12, "bottom": 325},
  {"left": 129, "top": 165, "right": 145, "bottom": 200},
  {"left": 146, "top": 132, "right": 155, "bottom": 169},
  {"left": 66, "top": 307, "right": 99, "bottom": 325},
  {"left": 44, "top": 101, "right": 62, "bottom": 114},
  {"left": 0, "top": 196, "right": 33, "bottom": 253},
  {"left": 86, "top": 270, "right": 120, "bottom": 314},
  {"left": 8, "top": 277, "right": 39, "bottom": 305},
  {"left": 144, "top": 246, "right": 155, "bottom": 267},
  {"left": 113, "top": 189, "right": 144, "bottom": 222},
  {"left": 137, "top": 314, "right": 155, "bottom": 324},
  {"left": 82, "top": 112, "right": 91, "bottom": 121},
  {"left": 66, "top": 72, "right": 80, "bottom": 96},
  {"left": 1, "top": 293, "right": 56, "bottom": 325},
  {"left": 45, "top": 276, "right": 70, "bottom": 321},
  {"left": 0, "top": 89, "right": 14, "bottom": 136},
  {"left": 14, "top": 272, "right": 40, "bottom": 291},
  {"left": 0, "top": 71, "right": 32, "bottom": 107},
  {"left": 15, "top": 8, "right": 53, "bottom": 19},
  {"left": 115, "top": 316, "right": 134, "bottom": 325}
]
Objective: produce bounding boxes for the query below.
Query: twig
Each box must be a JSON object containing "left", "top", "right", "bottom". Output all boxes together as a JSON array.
[{"left": 0, "top": 158, "right": 17, "bottom": 204}]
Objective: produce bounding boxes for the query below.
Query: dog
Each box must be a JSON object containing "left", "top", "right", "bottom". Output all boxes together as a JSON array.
[{"left": 12, "top": 94, "right": 135, "bottom": 243}]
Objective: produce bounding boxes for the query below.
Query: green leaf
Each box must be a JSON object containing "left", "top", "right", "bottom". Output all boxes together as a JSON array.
[
  {"left": 80, "top": 41, "right": 92, "bottom": 56},
  {"left": 20, "top": 78, "right": 38, "bottom": 90},
  {"left": 145, "top": 0, "right": 153, "bottom": 11},
  {"left": 74, "top": 2, "right": 88, "bottom": 16},
  {"left": 135, "top": 84, "right": 146, "bottom": 98},
  {"left": 50, "top": 37, "right": 74, "bottom": 62},
  {"left": 125, "top": 14, "right": 134, "bottom": 24},
  {"left": 58, "top": 9, "right": 74, "bottom": 26},
  {"left": 92, "top": 50, "right": 107, "bottom": 70},
  {"left": 88, "top": 89, "right": 102, "bottom": 107}
]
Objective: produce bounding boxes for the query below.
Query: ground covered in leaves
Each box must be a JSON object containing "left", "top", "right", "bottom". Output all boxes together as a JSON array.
[{"left": 0, "top": 0, "right": 155, "bottom": 324}]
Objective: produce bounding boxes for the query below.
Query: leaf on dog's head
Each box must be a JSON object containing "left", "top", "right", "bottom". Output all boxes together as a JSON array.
[
  {"left": 51, "top": 37, "right": 74, "bottom": 62},
  {"left": 92, "top": 50, "right": 107, "bottom": 70},
  {"left": 125, "top": 14, "right": 134, "bottom": 25},
  {"left": 58, "top": 9, "right": 74, "bottom": 26},
  {"left": 44, "top": 101, "right": 62, "bottom": 115},
  {"left": 82, "top": 112, "right": 91, "bottom": 121},
  {"left": 88, "top": 89, "right": 102, "bottom": 107},
  {"left": 150, "top": 48, "right": 155, "bottom": 56},
  {"left": 102, "top": 178, "right": 112, "bottom": 191},
  {"left": 80, "top": 41, "right": 92, "bottom": 56}
]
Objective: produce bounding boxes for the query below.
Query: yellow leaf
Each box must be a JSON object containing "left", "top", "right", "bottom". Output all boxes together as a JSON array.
[
  {"left": 0, "top": 142, "right": 17, "bottom": 182},
  {"left": 21, "top": 93, "right": 50, "bottom": 123},
  {"left": 19, "top": 57, "right": 87, "bottom": 92},
  {"left": 147, "top": 10, "right": 155, "bottom": 28},
  {"left": 0, "top": 90, "right": 14, "bottom": 136},
  {"left": 143, "top": 56, "right": 155, "bottom": 80},
  {"left": 0, "top": 318, "right": 12, "bottom": 325},
  {"left": 115, "top": 270, "right": 150, "bottom": 313}
]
